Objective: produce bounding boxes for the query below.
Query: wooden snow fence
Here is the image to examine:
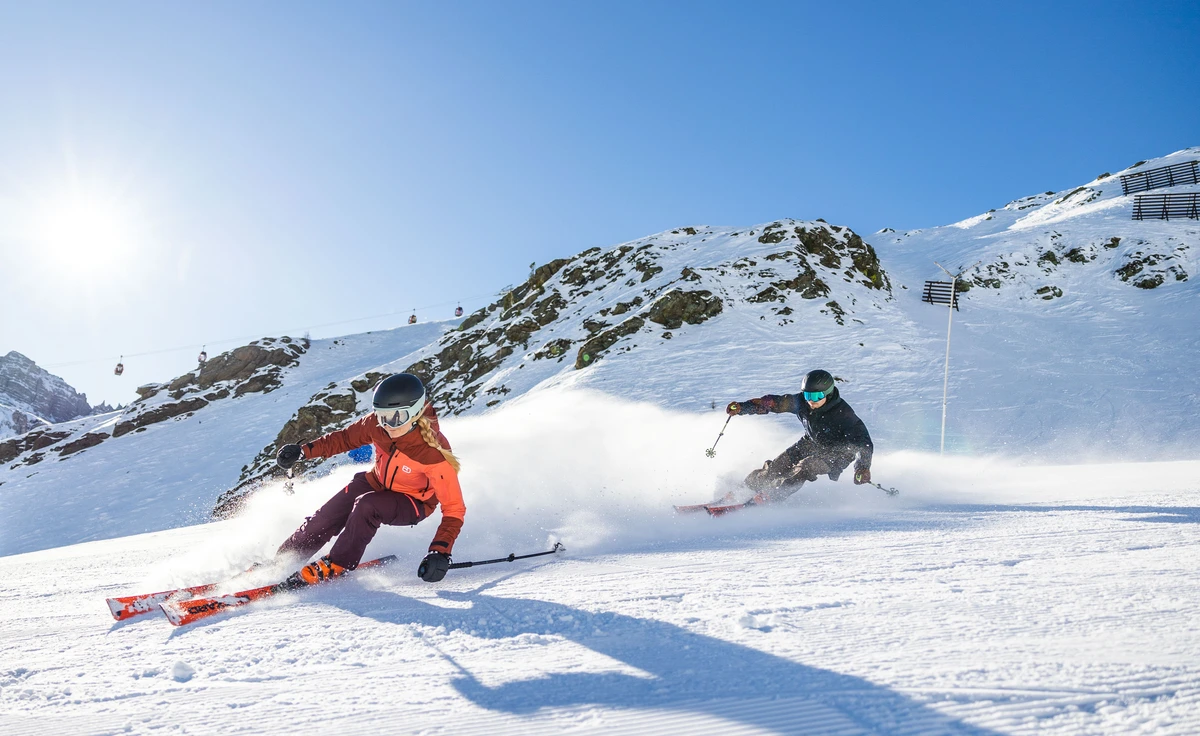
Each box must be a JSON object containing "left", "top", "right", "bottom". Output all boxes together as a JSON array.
[
  {"left": 1131, "top": 192, "right": 1200, "bottom": 221},
  {"left": 1120, "top": 161, "right": 1199, "bottom": 195}
]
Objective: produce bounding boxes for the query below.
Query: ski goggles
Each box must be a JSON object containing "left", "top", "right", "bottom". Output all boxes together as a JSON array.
[
  {"left": 802, "top": 390, "right": 828, "bottom": 402},
  {"left": 374, "top": 397, "right": 425, "bottom": 428}
]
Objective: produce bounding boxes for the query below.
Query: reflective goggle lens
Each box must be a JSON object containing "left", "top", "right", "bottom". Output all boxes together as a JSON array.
[
  {"left": 803, "top": 390, "right": 826, "bottom": 402},
  {"left": 375, "top": 406, "right": 415, "bottom": 428}
]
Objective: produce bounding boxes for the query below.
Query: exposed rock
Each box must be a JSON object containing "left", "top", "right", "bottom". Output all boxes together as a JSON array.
[
  {"left": 168, "top": 373, "right": 195, "bottom": 392},
  {"left": 233, "top": 372, "right": 282, "bottom": 397},
  {"left": 647, "top": 290, "right": 724, "bottom": 330},
  {"left": 1, "top": 428, "right": 70, "bottom": 464},
  {"left": 10, "top": 410, "right": 48, "bottom": 435},
  {"left": 610, "top": 296, "right": 643, "bottom": 315},
  {"left": 794, "top": 226, "right": 842, "bottom": 269},
  {"left": 350, "top": 372, "right": 389, "bottom": 394},
  {"left": 504, "top": 318, "right": 541, "bottom": 346},
  {"left": 112, "top": 398, "right": 209, "bottom": 438},
  {"left": 576, "top": 317, "right": 645, "bottom": 369},
  {"left": 773, "top": 264, "right": 830, "bottom": 300},
  {"left": 58, "top": 432, "right": 109, "bottom": 457},
  {"left": 533, "top": 338, "right": 572, "bottom": 361},
  {"left": 459, "top": 307, "right": 490, "bottom": 331},
  {"left": 758, "top": 223, "right": 788, "bottom": 244},
  {"left": 195, "top": 342, "right": 302, "bottom": 390},
  {"left": 0, "top": 351, "right": 92, "bottom": 423}
]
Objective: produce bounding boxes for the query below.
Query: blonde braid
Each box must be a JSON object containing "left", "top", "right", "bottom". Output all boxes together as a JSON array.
[{"left": 417, "top": 415, "right": 461, "bottom": 472}]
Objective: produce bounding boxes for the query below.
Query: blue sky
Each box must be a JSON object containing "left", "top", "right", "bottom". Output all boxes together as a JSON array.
[{"left": 1, "top": 1, "right": 1197, "bottom": 405}]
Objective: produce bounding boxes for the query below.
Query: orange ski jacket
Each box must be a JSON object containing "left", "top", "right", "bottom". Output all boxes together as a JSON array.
[{"left": 301, "top": 405, "right": 465, "bottom": 554}]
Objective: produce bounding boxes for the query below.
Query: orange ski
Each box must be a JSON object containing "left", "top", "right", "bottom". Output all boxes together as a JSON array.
[
  {"left": 107, "top": 581, "right": 224, "bottom": 621},
  {"left": 159, "top": 555, "right": 397, "bottom": 626}
]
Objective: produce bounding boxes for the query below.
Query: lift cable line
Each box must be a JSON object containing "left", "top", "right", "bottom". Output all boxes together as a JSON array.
[
  {"left": 43, "top": 290, "right": 499, "bottom": 371},
  {"left": 930, "top": 260, "right": 980, "bottom": 455}
]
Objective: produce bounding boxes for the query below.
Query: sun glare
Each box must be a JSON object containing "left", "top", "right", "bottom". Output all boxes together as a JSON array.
[{"left": 31, "top": 189, "right": 142, "bottom": 275}]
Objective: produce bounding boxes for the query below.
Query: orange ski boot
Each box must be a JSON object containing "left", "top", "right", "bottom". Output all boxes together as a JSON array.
[{"left": 291, "top": 555, "right": 347, "bottom": 586}]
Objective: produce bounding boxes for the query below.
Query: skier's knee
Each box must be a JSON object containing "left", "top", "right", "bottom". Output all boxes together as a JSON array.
[{"left": 350, "top": 496, "right": 384, "bottom": 527}]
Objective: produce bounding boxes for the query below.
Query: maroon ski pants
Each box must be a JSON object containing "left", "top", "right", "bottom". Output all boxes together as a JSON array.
[{"left": 277, "top": 472, "right": 425, "bottom": 569}]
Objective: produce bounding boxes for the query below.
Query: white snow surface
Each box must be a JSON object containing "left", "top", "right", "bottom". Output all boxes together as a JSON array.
[{"left": 2, "top": 391, "right": 1199, "bottom": 735}]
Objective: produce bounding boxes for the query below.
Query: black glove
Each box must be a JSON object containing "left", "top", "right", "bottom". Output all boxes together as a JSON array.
[
  {"left": 276, "top": 444, "right": 303, "bottom": 470},
  {"left": 418, "top": 551, "right": 450, "bottom": 583}
]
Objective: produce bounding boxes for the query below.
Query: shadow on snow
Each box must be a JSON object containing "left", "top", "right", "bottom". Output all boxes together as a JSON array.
[{"left": 328, "top": 572, "right": 1001, "bottom": 735}]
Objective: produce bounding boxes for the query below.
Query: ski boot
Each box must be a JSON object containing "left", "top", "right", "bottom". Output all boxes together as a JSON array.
[{"left": 288, "top": 555, "right": 347, "bottom": 587}]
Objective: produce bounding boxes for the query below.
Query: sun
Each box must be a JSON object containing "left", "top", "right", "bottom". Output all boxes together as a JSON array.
[{"left": 30, "top": 187, "right": 142, "bottom": 276}]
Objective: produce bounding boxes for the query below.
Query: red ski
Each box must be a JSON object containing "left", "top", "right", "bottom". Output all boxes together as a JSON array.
[
  {"left": 159, "top": 555, "right": 397, "bottom": 627},
  {"left": 673, "top": 500, "right": 755, "bottom": 517},
  {"left": 106, "top": 562, "right": 268, "bottom": 621},
  {"left": 108, "top": 581, "right": 226, "bottom": 621}
]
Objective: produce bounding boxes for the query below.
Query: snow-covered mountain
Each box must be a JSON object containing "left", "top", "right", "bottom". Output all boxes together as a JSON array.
[
  {"left": 2, "top": 147, "right": 1197, "bottom": 555},
  {"left": 0, "top": 350, "right": 93, "bottom": 440}
]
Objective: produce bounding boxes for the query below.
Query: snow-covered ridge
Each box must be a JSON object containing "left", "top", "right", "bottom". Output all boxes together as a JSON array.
[
  {"left": 0, "top": 337, "right": 308, "bottom": 473},
  {"left": 880, "top": 146, "right": 1200, "bottom": 297}
]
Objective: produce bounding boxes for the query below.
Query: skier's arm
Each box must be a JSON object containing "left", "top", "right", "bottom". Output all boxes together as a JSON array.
[
  {"left": 427, "top": 464, "right": 466, "bottom": 555},
  {"left": 301, "top": 415, "right": 375, "bottom": 459},
  {"left": 735, "top": 394, "right": 802, "bottom": 415},
  {"left": 846, "top": 416, "right": 874, "bottom": 472}
]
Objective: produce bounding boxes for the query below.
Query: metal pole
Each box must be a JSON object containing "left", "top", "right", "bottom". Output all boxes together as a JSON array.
[
  {"left": 940, "top": 274, "right": 956, "bottom": 455},
  {"left": 933, "top": 261, "right": 977, "bottom": 456}
]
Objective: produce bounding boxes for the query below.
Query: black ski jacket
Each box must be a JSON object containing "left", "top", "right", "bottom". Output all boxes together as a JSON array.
[{"left": 739, "top": 388, "right": 873, "bottom": 480}]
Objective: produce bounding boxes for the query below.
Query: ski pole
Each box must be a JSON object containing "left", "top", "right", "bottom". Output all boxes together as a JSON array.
[
  {"left": 870, "top": 481, "right": 900, "bottom": 496},
  {"left": 283, "top": 466, "right": 296, "bottom": 495},
  {"left": 448, "top": 542, "right": 565, "bottom": 570},
  {"left": 706, "top": 415, "right": 732, "bottom": 458}
]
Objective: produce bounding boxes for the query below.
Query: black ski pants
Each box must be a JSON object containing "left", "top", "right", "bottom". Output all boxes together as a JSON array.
[{"left": 744, "top": 437, "right": 833, "bottom": 503}]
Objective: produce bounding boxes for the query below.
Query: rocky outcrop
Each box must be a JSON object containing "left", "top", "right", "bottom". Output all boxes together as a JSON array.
[
  {"left": 646, "top": 290, "right": 723, "bottom": 330},
  {"left": 964, "top": 234, "right": 1190, "bottom": 298},
  {"left": 0, "top": 351, "right": 92, "bottom": 424},
  {"left": 112, "top": 397, "right": 210, "bottom": 438},
  {"left": 0, "top": 428, "right": 70, "bottom": 465}
]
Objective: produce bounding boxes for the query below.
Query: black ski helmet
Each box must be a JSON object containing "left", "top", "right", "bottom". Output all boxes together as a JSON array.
[
  {"left": 372, "top": 373, "right": 426, "bottom": 427},
  {"left": 800, "top": 369, "right": 835, "bottom": 395}
]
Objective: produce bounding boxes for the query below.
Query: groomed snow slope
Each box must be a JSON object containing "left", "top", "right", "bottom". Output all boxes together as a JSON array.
[{"left": 2, "top": 391, "right": 1198, "bottom": 735}]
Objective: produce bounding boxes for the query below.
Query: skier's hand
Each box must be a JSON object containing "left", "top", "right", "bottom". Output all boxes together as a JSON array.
[
  {"left": 854, "top": 467, "right": 871, "bottom": 485},
  {"left": 276, "top": 444, "right": 303, "bottom": 470},
  {"left": 726, "top": 401, "right": 742, "bottom": 416},
  {"left": 418, "top": 552, "right": 450, "bottom": 583}
]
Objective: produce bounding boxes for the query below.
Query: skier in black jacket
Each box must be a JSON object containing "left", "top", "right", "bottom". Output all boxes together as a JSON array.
[{"left": 726, "top": 369, "right": 874, "bottom": 505}]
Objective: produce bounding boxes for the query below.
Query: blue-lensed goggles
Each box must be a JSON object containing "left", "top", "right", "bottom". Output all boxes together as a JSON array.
[{"left": 802, "top": 390, "right": 827, "bottom": 402}]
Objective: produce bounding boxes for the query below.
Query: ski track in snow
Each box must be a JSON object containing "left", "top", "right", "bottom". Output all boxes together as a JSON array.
[{"left": 1, "top": 451, "right": 1198, "bottom": 735}]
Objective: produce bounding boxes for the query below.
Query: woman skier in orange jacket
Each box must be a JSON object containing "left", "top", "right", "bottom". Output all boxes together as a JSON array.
[{"left": 273, "top": 373, "right": 463, "bottom": 585}]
